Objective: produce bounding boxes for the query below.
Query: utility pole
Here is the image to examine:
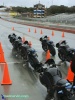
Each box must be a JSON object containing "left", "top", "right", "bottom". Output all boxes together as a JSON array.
[
  {"left": 52, "top": 0, "right": 53, "bottom": 6},
  {"left": 3, "top": 2, "right": 4, "bottom": 6},
  {"left": 39, "top": 0, "right": 40, "bottom": 4}
]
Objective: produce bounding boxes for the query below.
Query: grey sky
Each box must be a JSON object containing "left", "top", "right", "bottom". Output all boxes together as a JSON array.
[{"left": 0, "top": 0, "right": 75, "bottom": 7}]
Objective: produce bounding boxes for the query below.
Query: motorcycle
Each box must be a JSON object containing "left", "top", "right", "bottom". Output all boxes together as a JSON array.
[
  {"left": 20, "top": 43, "right": 40, "bottom": 71},
  {"left": 39, "top": 59, "right": 75, "bottom": 100},
  {"left": 8, "top": 34, "right": 40, "bottom": 71},
  {"left": 39, "top": 35, "right": 56, "bottom": 56},
  {"left": 56, "top": 40, "right": 75, "bottom": 62},
  {"left": 8, "top": 33, "right": 22, "bottom": 50}
]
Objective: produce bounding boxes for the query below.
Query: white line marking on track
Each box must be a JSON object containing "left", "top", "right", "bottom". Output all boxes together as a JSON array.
[{"left": 0, "top": 62, "right": 23, "bottom": 64}]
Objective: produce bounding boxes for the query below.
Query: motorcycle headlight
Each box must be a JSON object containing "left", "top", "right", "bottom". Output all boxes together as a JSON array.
[{"left": 58, "top": 90, "right": 63, "bottom": 94}]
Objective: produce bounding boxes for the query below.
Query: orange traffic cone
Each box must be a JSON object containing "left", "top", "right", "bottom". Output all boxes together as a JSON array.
[
  {"left": 34, "top": 28, "right": 37, "bottom": 33},
  {"left": 28, "top": 41, "right": 32, "bottom": 47},
  {"left": 0, "top": 42, "right": 4, "bottom": 53},
  {"left": 12, "top": 27, "right": 14, "bottom": 30},
  {"left": 40, "top": 29, "right": 43, "bottom": 34},
  {"left": 0, "top": 53, "right": 6, "bottom": 63},
  {"left": 52, "top": 30, "right": 54, "bottom": 36},
  {"left": 1, "top": 63, "right": 12, "bottom": 85},
  {"left": 46, "top": 50, "right": 51, "bottom": 61},
  {"left": 66, "top": 62, "right": 74, "bottom": 82},
  {"left": 62, "top": 32, "right": 65, "bottom": 37},
  {"left": 22, "top": 37, "right": 25, "bottom": 43},
  {"left": 28, "top": 28, "right": 30, "bottom": 32}
]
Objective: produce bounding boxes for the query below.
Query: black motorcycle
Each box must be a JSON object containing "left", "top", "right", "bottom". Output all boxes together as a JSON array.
[
  {"left": 8, "top": 33, "right": 18, "bottom": 44},
  {"left": 8, "top": 33, "right": 22, "bottom": 50},
  {"left": 20, "top": 43, "right": 40, "bottom": 70},
  {"left": 56, "top": 40, "right": 75, "bottom": 62},
  {"left": 8, "top": 34, "right": 41, "bottom": 71},
  {"left": 39, "top": 59, "right": 75, "bottom": 100},
  {"left": 40, "top": 35, "right": 56, "bottom": 56}
]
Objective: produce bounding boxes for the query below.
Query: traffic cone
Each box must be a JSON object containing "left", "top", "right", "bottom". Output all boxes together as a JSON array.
[
  {"left": 34, "top": 28, "right": 37, "bottom": 33},
  {"left": 66, "top": 61, "right": 74, "bottom": 82},
  {"left": 0, "top": 42, "right": 4, "bottom": 53},
  {"left": 52, "top": 30, "right": 54, "bottom": 36},
  {"left": 0, "top": 53, "right": 6, "bottom": 63},
  {"left": 62, "top": 32, "right": 65, "bottom": 37},
  {"left": 40, "top": 29, "right": 43, "bottom": 34},
  {"left": 12, "top": 27, "right": 14, "bottom": 31},
  {"left": 28, "top": 28, "right": 30, "bottom": 32},
  {"left": 1, "top": 63, "right": 12, "bottom": 85},
  {"left": 28, "top": 41, "right": 32, "bottom": 47},
  {"left": 22, "top": 37, "right": 25, "bottom": 43},
  {"left": 46, "top": 50, "right": 51, "bottom": 61}
]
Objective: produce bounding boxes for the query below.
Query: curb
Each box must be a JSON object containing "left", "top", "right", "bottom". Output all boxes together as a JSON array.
[{"left": 1, "top": 18, "right": 75, "bottom": 34}]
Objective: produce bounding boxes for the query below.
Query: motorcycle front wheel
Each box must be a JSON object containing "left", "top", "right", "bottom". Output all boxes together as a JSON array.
[
  {"left": 49, "top": 46, "right": 56, "bottom": 56},
  {"left": 29, "top": 56, "right": 39, "bottom": 69},
  {"left": 58, "top": 53, "right": 65, "bottom": 61},
  {"left": 42, "top": 45, "right": 48, "bottom": 52}
]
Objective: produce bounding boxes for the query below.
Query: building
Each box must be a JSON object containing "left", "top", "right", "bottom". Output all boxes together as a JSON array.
[
  {"left": 21, "top": 12, "right": 33, "bottom": 18},
  {"left": 0, "top": 7, "right": 7, "bottom": 12},
  {"left": 33, "top": 3, "right": 46, "bottom": 18}
]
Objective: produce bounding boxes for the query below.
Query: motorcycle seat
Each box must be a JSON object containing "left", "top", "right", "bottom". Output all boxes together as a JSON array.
[
  {"left": 53, "top": 75, "right": 61, "bottom": 85},
  {"left": 56, "top": 78, "right": 68, "bottom": 87},
  {"left": 48, "top": 68, "right": 67, "bottom": 87},
  {"left": 46, "top": 68, "right": 62, "bottom": 85}
]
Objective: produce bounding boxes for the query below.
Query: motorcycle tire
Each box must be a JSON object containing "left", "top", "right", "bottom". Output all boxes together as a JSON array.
[
  {"left": 53, "top": 90, "right": 69, "bottom": 100},
  {"left": 29, "top": 56, "right": 39, "bottom": 69},
  {"left": 58, "top": 53, "right": 65, "bottom": 61},
  {"left": 49, "top": 46, "right": 56, "bottom": 56},
  {"left": 45, "top": 93, "right": 54, "bottom": 100},
  {"left": 42, "top": 45, "right": 48, "bottom": 52}
]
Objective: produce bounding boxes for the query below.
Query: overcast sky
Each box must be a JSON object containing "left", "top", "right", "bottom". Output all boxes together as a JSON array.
[{"left": 0, "top": 0, "right": 75, "bottom": 7}]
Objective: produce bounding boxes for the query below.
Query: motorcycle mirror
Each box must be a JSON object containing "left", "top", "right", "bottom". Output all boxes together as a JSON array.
[
  {"left": 39, "top": 38, "right": 42, "bottom": 41},
  {"left": 12, "top": 33, "right": 16, "bottom": 36},
  {"left": 24, "top": 41, "right": 28, "bottom": 44},
  {"left": 56, "top": 43, "right": 59, "bottom": 48},
  {"left": 44, "top": 35, "right": 47, "bottom": 38},
  {"left": 18, "top": 36, "right": 21, "bottom": 40},
  {"left": 8, "top": 35, "right": 11, "bottom": 39}
]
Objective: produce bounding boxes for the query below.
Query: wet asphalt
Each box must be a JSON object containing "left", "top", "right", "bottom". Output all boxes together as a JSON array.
[{"left": 0, "top": 18, "right": 75, "bottom": 100}]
